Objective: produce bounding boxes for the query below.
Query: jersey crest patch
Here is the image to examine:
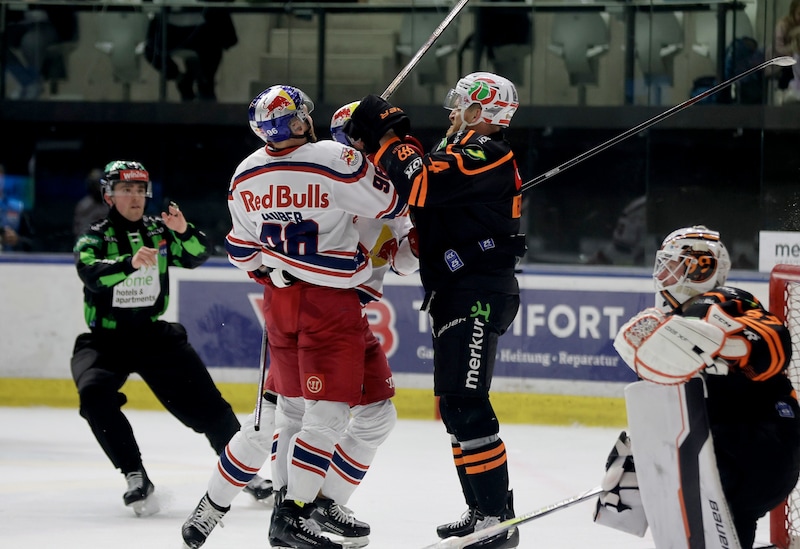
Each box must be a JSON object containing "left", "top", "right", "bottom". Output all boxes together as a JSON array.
[{"left": 340, "top": 148, "right": 358, "bottom": 166}]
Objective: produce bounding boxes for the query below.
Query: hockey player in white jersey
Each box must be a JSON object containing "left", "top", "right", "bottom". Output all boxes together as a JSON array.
[
  {"left": 595, "top": 225, "right": 800, "bottom": 549},
  {"left": 329, "top": 100, "right": 420, "bottom": 297},
  {"left": 183, "top": 86, "right": 404, "bottom": 548},
  {"left": 226, "top": 87, "right": 406, "bottom": 288}
]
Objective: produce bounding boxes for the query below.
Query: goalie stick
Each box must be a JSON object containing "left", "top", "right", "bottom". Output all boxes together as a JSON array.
[
  {"left": 253, "top": 326, "right": 268, "bottom": 431},
  {"left": 380, "top": 0, "right": 471, "bottom": 100},
  {"left": 419, "top": 486, "right": 603, "bottom": 549},
  {"left": 520, "top": 55, "right": 797, "bottom": 193}
]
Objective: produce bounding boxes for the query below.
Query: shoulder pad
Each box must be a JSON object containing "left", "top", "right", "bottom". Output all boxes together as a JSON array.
[{"left": 684, "top": 286, "right": 761, "bottom": 318}]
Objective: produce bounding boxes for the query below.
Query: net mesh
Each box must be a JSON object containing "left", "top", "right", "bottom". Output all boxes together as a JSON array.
[{"left": 770, "top": 266, "right": 800, "bottom": 549}]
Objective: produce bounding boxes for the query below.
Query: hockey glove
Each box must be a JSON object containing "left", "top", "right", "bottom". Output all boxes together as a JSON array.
[
  {"left": 345, "top": 94, "right": 410, "bottom": 154},
  {"left": 406, "top": 226, "right": 419, "bottom": 258},
  {"left": 614, "top": 309, "right": 726, "bottom": 385},
  {"left": 703, "top": 303, "right": 747, "bottom": 369},
  {"left": 248, "top": 266, "right": 271, "bottom": 286},
  {"left": 593, "top": 431, "right": 648, "bottom": 537},
  {"left": 402, "top": 134, "right": 425, "bottom": 156}
]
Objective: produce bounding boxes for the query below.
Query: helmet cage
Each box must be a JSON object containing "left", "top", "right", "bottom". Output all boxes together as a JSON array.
[
  {"left": 653, "top": 226, "right": 730, "bottom": 308},
  {"left": 443, "top": 72, "right": 519, "bottom": 127},
  {"left": 101, "top": 161, "right": 152, "bottom": 198},
  {"left": 249, "top": 85, "right": 315, "bottom": 144}
]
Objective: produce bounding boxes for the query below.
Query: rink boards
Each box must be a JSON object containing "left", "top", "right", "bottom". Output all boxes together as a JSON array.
[{"left": 0, "top": 255, "right": 769, "bottom": 426}]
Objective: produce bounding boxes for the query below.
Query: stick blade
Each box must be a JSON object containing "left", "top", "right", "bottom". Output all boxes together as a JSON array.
[
  {"left": 773, "top": 55, "right": 797, "bottom": 67},
  {"left": 418, "top": 486, "right": 603, "bottom": 549}
]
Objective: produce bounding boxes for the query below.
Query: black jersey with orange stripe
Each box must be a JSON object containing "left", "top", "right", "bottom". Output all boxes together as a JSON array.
[
  {"left": 680, "top": 286, "right": 797, "bottom": 424},
  {"left": 374, "top": 128, "right": 523, "bottom": 293}
]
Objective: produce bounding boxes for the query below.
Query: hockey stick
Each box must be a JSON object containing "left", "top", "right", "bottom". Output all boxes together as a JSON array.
[
  {"left": 253, "top": 326, "right": 268, "bottom": 431},
  {"left": 521, "top": 55, "right": 797, "bottom": 193},
  {"left": 381, "top": 0, "right": 471, "bottom": 100},
  {"left": 419, "top": 485, "right": 604, "bottom": 549}
]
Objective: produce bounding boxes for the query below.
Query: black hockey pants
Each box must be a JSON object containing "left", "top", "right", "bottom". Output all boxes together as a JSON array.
[{"left": 70, "top": 321, "right": 240, "bottom": 474}]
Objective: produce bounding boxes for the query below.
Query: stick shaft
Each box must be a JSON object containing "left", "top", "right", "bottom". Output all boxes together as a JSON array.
[
  {"left": 420, "top": 486, "right": 603, "bottom": 549},
  {"left": 521, "top": 56, "right": 792, "bottom": 193},
  {"left": 381, "top": 0, "right": 471, "bottom": 100},
  {"left": 253, "top": 326, "right": 268, "bottom": 431}
]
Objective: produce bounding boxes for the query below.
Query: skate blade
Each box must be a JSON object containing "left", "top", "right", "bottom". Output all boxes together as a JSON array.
[
  {"left": 343, "top": 538, "right": 370, "bottom": 549},
  {"left": 329, "top": 535, "right": 369, "bottom": 548},
  {"left": 128, "top": 492, "right": 160, "bottom": 517},
  {"left": 251, "top": 493, "right": 275, "bottom": 508}
]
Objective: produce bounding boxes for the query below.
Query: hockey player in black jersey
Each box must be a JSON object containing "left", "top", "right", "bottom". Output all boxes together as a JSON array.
[
  {"left": 70, "top": 160, "right": 271, "bottom": 517},
  {"left": 346, "top": 73, "right": 526, "bottom": 549},
  {"left": 598, "top": 225, "right": 800, "bottom": 548}
]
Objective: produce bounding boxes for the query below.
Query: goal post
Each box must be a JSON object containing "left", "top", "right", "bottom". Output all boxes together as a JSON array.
[{"left": 770, "top": 264, "right": 800, "bottom": 549}]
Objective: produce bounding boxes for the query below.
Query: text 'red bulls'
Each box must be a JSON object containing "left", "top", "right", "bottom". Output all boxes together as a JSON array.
[{"left": 240, "top": 184, "right": 330, "bottom": 211}]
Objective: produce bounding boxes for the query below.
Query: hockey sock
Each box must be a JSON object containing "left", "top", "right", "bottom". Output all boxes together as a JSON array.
[
  {"left": 208, "top": 431, "right": 269, "bottom": 507},
  {"left": 322, "top": 400, "right": 396, "bottom": 505},
  {"left": 461, "top": 438, "right": 510, "bottom": 516},
  {"left": 207, "top": 403, "right": 276, "bottom": 507},
  {"left": 450, "top": 435, "right": 479, "bottom": 508},
  {"left": 286, "top": 400, "right": 349, "bottom": 503}
]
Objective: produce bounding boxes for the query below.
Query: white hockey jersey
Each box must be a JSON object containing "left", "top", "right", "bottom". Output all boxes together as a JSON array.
[{"left": 225, "top": 140, "right": 407, "bottom": 288}]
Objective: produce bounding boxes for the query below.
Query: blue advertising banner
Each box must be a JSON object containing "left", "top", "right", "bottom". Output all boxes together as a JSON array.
[{"left": 179, "top": 277, "right": 653, "bottom": 384}]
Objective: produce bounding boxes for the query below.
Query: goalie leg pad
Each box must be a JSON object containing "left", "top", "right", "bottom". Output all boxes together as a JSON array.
[{"left": 625, "top": 379, "right": 742, "bottom": 549}]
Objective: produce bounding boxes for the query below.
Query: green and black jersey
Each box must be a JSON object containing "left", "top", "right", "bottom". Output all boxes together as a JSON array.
[{"left": 73, "top": 207, "right": 210, "bottom": 330}]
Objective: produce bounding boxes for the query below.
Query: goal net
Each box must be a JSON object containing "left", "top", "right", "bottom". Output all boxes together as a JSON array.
[{"left": 770, "top": 264, "right": 800, "bottom": 549}]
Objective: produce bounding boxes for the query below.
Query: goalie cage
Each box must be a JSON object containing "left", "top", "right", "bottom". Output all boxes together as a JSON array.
[{"left": 770, "top": 264, "right": 800, "bottom": 549}]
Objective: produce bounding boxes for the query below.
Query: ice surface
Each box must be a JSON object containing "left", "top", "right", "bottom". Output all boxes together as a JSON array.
[{"left": 0, "top": 407, "right": 772, "bottom": 548}]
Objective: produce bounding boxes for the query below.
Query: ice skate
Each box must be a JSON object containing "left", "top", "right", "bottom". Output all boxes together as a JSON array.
[
  {"left": 269, "top": 497, "right": 343, "bottom": 549},
  {"left": 182, "top": 492, "right": 228, "bottom": 549},
  {"left": 436, "top": 507, "right": 482, "bottom": 538},
  {"left": 310, "top": 496, "right": 370, "bottom": 548},
  {"left": 464, "top": 492, "right": 519, "bottom": 549},
  {"left": 123, "top": 468, "right": 159, "bottom": 517},
  {"left": 243, "top": 474, "right": 274, "bottom": 503}
]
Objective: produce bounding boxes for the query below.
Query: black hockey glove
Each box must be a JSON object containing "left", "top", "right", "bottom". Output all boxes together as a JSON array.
[{"left": 344, "top": 94, "right": 410, "bottom": 154}]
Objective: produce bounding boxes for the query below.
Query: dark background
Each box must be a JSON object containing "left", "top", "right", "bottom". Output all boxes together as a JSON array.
[{"left": 2, "top": 102, "right": 799, "bottom": 267}]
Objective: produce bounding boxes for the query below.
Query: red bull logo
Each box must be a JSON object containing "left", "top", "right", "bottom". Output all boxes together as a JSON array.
[
  {"left": 332, "top": 107, "right": 352, "bottom": 123},
  {"left": 332, "top": 101, "right": 359, "bottom": 127},
  {"left": 265, "top": 92, "right": 293, "bottom": 114},
  {"left": 340, "top": 148, "right": 357, "bottom": 166}
]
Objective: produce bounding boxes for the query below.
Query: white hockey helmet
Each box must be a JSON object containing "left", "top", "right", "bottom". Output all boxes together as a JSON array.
[
  {"left": 653, "top": 225, "right": 731, "bottom": 311},
  {"left": 443, "top": 72, "right": 519, "bottom": 127},
  {"left": 249, "top": 85, "right": 314, "bottom": 144},
  {"left": 330, "top": 100, "right": 360, "bottom": 145}
]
